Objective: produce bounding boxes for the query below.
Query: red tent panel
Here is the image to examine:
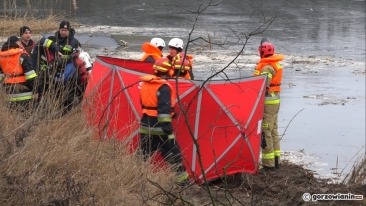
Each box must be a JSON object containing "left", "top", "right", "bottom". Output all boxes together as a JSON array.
[
  {"left": 84, "top": 59, "right": 141, "bottom": 142},
  {"left": 98, "top": 56, "right": 154, "bottom": 74},
  {"left": 83, "top": 56, "right": 266, "bottom": 183},
  {"left": 173, "top": 77, "right": 265, "bottom": 182}
]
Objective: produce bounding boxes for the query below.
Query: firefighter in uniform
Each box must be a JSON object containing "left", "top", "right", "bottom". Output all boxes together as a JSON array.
[
  {"left": 54, "top": 20, "right": 81, "bottom": 83},
  {"left": 254, "top": 38, "right": 284, "bottom": 170},
  {"left": 139, "top": 57, "right": 188, "bottom": 183},
  {"left": 0, "top": 36, "right": 37, "bottom": 110},
  {"left": 167, "top": 38, "right": 194, "bottom": 80},
  {"left": 31, "top": 36, "right": 63, "bottom": 102},
  {"left": 141, "top": 37, "right": 165, "bottom": 63},
  {"left": 170, "top": 52, "right": 193, "bottom": 80}
]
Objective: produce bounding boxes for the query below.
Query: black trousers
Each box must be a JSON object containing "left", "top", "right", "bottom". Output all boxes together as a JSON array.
[{"left": 140, "top": 133, "right": 185, "bottom": 172}]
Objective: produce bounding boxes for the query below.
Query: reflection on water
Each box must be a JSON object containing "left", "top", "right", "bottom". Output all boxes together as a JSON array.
[{"left": 1, "top": 0, "right": 364, "bottom": 60}]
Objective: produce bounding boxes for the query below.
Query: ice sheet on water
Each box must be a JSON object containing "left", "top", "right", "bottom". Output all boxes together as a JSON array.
[
  {"left": 76, "top": 25, "right": 365, "bottom": 180},
  {"left": 283, "top": 151, "right": 346, "bottom": 183}
]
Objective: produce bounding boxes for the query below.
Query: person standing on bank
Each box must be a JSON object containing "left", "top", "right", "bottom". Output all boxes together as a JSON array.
[
  {"left": 19, "top": 26, "right": 35, "bottom": 55},
  {"left": 139, "top": 57, "right": 188, "bottom": 183},
  {"left": 254, "top": 38, "right": 284, "bottom": 171}
]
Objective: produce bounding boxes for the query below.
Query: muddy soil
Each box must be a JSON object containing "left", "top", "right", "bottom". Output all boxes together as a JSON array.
[{"left": 184, "top": 160, "right": 365, "bottom": 205}]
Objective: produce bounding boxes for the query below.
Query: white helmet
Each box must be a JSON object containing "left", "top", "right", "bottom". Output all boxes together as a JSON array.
[
  {"left": 168, "top": 38, "right": 184, "bottom": 50},
  {"left": 150, "top": 37, "right": 165, "bottom": 48}
]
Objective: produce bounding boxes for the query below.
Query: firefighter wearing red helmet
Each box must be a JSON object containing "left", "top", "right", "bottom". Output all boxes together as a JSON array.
[
  {"left": 139, "top": 57, "right": 188, "bottom": 183},
  {"left": 254, "top": 38, "right": 285, "bottom": 171}
]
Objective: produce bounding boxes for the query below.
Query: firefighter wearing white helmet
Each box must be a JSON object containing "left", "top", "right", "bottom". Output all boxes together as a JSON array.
[
  {"left": 141, "top": 37, "right": 166, "bottom": 63},
  {"left": 150, "top": 38, "right": 165, "bottom": 50},
  {"left": 168, "top": 38, "right": 184, "bottom": 52},
  {"left": 167, "top": 38, "right": 194, "bottom": 80}
]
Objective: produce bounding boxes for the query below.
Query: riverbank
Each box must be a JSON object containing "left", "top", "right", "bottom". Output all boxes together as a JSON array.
[
  {"left": 0, "top": 24, "right": 365, "bottom": 205},
  {"left": 0, "top": 105, "right": 364, "bottom": 205}
]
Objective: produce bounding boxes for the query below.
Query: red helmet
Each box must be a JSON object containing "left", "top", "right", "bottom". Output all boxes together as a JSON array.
[
  {"left": 258, "top": 42, "right": 275, "bottom": 58},
  {"left": 153, "top": 57, "right": 172, "bottom": 74}
]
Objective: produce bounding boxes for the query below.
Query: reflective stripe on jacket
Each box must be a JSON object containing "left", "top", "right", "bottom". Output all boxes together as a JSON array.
[
  {"left": 254, "top": 54, "right": 284, "bottom": 92},
  {"left": 8, "top": 92, "right": 33, "bottom": 102},
  {"left": 140, "top": 75, "right": 176, "bottom": 118},
  {"left": 43, "top": 38, "right": 56, "bottom": 63},
  {"left": 170, "top": 53, "right": 193, "bottom": 80},
  {"left": 264, "top": 91, "right": 280, "bottom": 105}
]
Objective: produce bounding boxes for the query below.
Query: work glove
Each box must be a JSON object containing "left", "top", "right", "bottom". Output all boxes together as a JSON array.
[{"left": 62, "top": 45, "right": 72, "bottom": 54}]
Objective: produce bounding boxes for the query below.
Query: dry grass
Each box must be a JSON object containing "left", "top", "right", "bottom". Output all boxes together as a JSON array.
[
  {"left": 0, "top": 99, "right": 180, "bottom": 205},
  {"left": 0, "top": 15, "right": 56, "bottom": 37},
  {"left": 1, "top": 84, "right": 364, "bottom": 205},
  {"left": 0, "top": 78, "right": 184, "bottom": 206},
  {"left": 0, "top": 0, "right": 81, "bottom": 39},
  {"left": 0, "top": 0, "right": 79, "bottom": 37},
  {"left": 0, "top": 15, "right": 81, "bottom": 39},
  {"left": 345, "top": 156, "right": 366, "bottom": 185}
]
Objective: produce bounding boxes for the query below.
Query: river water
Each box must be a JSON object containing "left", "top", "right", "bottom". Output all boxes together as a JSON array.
[
  {"left": 54, "top": 0, "right": 366, "bottom": 61},
  {"left": 3, "top": 0, "right": 365, "bottom": 180}
]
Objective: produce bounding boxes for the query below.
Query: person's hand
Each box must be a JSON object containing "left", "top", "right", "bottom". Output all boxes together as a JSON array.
[{"left": 62, "top": 45, "right": 72, "bottom": 53}]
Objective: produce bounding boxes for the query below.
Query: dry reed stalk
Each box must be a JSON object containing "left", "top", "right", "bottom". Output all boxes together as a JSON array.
[
  {"left": 0, "top": 0, "right": 80, "bottom": 38},
  {"left": 0, "top": 81, "right": 180, "bottom": 205},
  {"left": 345, "top": 157, "right": 366, "bottom": 185},
  {"left": 0, "top": 15, "right": 63, "bottom": 38}
]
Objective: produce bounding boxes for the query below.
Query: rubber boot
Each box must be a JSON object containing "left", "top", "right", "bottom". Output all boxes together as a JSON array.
[{"left": 275, "top": 156, "right": 280, "bottom": 169}]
